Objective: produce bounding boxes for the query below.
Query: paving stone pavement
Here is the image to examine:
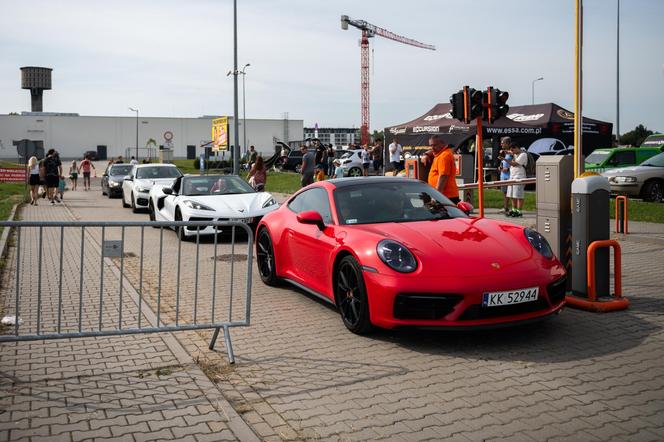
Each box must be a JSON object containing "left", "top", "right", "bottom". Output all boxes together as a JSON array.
[{"left": 1, "top": 182, "right": 664, "bottom": 441}]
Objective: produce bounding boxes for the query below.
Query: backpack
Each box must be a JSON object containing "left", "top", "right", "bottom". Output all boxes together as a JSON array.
[{"left": 523, "top": 149, "right": 536, "bottom": 177}]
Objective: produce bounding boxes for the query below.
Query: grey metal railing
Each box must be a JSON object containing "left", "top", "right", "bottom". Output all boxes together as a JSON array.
[{"left": 0, "top": 220, "right": 253, "bottom": 363}]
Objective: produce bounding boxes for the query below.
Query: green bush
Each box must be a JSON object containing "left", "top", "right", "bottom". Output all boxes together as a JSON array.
[{"left": 193, "top": 159, "right": 232, "bottom": 169}]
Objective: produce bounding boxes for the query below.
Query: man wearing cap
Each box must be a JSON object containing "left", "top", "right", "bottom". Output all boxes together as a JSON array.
[{"left": 426, "top": 135, "right": 459, "bottom": 204}]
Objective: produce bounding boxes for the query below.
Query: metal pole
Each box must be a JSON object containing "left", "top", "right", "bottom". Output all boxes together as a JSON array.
[
  {"left": 476, "top": 117, "right": 484, "bottom": 218},
  {"left": 232, "top": 0, "right": 240, "bottom": 175},
  {"left": 242, "top": 69, "right": 247, "bottom": 156},
  {"left": 616, "top": 0, "right": 620, "bottom": 143},
  {"left": 531, "top": 77, "right": 543, "bottom": 105},
  {"left": 136, "top": 110, "right": 139, "bottom": 160},
  {"left": 574, "top": 0, "right": 584, "bottom": 178}
]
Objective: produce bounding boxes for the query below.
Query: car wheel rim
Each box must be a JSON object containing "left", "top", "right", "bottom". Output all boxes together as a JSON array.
[
  {"left": 337, "top": 262, "right": 362, "bottom": 327},
  {"left": 349, "top": 168, "right": 361, "bottom": 177},
  {"left": 257, "top": 231, "right": 274, "bottom": 277},
  {"left": 652, "top": 183, "right": 663, "bottom": 201}
]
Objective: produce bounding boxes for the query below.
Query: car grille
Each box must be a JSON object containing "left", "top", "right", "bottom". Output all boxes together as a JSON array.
[
  {"left": 186, "top": 217, "right": 214, "bottom": 231},
  {"left": 547, "top": 277, "right": 567, "bottom": 306},
  {"left": 458, "top": 298, "right": 549, "bottom": 321},
  {"left": 137, "top": 198, "right": 149, "bottom": 206},
  {"left": 393, "top": 293, "right": 463, "bottom": 320}
]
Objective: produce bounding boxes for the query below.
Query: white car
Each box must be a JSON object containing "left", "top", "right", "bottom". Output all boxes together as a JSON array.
[
  {"left": 339, "top": 150, "right": 365, "bottom": 177},
  {"left": 148, "top": 174, "right": 279, "bottom": 240},
  {"left": 122, "top": 164, "right": 183, "bottom": 212}
]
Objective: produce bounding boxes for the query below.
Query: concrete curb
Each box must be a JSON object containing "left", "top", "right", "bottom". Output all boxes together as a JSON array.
[{"left": 0, "top": 203, "right": 19, "bottom": 260}]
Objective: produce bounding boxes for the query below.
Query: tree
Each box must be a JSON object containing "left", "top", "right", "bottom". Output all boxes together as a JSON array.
[{"left": 619, "top": 124, "right": 653, "bottom": 147}]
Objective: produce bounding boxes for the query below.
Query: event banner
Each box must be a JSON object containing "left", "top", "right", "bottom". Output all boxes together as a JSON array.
[
  {"left": 211, "top": 117, "right": 229, "bottom": 152},
  {"left": 0, "top": 168, "right": 27, "bottom": 183}
]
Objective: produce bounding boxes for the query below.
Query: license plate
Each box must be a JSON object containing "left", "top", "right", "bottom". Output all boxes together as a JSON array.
[{"left": 482, "top": 287, "right": 539, "bottom": 307}]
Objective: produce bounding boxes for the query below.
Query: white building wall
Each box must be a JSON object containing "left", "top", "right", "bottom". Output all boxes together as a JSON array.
[{"left": 0, "top": 114, "right": 303, "bottom": 160}]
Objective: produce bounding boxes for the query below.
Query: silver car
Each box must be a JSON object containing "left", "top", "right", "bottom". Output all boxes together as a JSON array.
[{"left": 602, "top": 152, "right": 664, "bottom": 202}]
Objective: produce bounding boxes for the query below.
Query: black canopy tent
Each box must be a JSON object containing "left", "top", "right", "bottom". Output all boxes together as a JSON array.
[{"left": 384, "top": 102, "right": 613, "bottom": 157}]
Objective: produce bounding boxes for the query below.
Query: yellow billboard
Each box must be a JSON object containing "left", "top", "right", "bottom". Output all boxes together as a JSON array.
[{"left": 211, "top": 117, "right": 229, "bottom": 151}]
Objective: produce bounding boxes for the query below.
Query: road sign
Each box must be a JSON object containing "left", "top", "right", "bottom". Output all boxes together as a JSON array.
[{"left": 212, "top": 117, "right": 229, "bottom": 152}]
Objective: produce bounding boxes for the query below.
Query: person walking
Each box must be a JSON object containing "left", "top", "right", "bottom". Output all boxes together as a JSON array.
[
  {"left": 57, "top": 175, "right": 66, "bottom": 201},
  {"left": 498, "top": 137, "right": 513, "bottom": 215},
  {"left": 247, "top": 155, "right": 267, "bottom": 191},
  {"left": 425, "top": 135, "right": 459, "bottom": 204},
  {"left": 130, "top": 156, "right": 139, "bottom": 165},
  {"left": 69, "top": 160, "right": 79, "bottom": 191},
  {"left": 333, "top": 159, "right": 344, "bottom": 179},
  {"left": 247, "top": 146, "right": 258, "bottom": 169},
  {"left": 26, "top": 156, "right": 40, "bottom": 205},
  {"left": 300, "top": 145, "right": 315, "bottom": 187},
  {"left": 43, "top": 149, "right": 63, "bottom": 204},
  {"left": 506, "top": 142, "right": 527, "bottom": 217},
  {"left": 326, "top": 144, "right": 335, "bottom": 177},
  {"left": 78, "top": 155, "right": 95, "bottom": 191},
  {"left": 389, "top": 138, "right": 403, "bottom": 174}
]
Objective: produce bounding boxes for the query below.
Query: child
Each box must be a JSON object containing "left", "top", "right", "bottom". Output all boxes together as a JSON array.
[
  {"left": 333, "top": 160, "right": 344, "bottom": 179},
  {"left": 314, "top": 164, "right": 326, "bottom": 182},
  {"left": 57, "top": 175, "right": 66, "bottom": 202}
]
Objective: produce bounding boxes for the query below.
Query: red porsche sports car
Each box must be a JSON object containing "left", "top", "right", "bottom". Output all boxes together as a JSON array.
[{"left": 256, "top": 177, "right": 566, "bottom": 334}]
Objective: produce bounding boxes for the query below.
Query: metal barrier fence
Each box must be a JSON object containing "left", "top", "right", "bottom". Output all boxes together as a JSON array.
[
  {"left": 457, "top": 177, "right": 537, "bottom": 190},
  {"left": 0, "top": 220, "right": 253, "bottom": 363}
]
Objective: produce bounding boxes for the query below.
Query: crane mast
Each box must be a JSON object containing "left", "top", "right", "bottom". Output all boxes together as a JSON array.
[{"left": 341, "top": 15, "right": 435, "bottom": 145}]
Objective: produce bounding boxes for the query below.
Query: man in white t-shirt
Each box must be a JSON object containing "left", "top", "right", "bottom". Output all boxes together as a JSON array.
[
  {"left": 506, "top": 143, "right": 527, "bottom": 217},
  {"left": 388, "top": 139, "right": 402, "bottom": 173}
]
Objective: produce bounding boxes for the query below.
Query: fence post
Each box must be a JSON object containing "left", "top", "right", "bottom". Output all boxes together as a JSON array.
[{"left": 615, "top": 196, "right": 628, "bottom": 234}]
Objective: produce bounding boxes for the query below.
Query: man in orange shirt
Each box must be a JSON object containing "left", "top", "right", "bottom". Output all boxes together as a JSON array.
[{"left": 425, "top": 135, "right": 459, "bottom": 203}]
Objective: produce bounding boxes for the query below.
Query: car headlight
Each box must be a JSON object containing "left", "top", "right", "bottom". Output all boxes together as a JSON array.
[
  {"left": 262, "top": 197, "right": 277, "bottom": 208},
  {"left": 109, "top": 181, "right": 120, "bottom": 187},
  {"left": 183, "top": 200, "right": 214, "bottom": 211},
  {"left": 136, "top": 186, "right": 150, "bottom": 193},
  {"left": 610, "top": 176, "right": 637, "bottom": 184},
  {"left": 376, "top": 239, "right": 417, "bottom": 273},
  {"left": 524, "top": 228, "right": 553, "bottom": 259}
]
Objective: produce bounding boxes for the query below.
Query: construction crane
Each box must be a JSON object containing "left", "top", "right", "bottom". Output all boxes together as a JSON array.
[{"left": 341, "top": 15, "right": 435, "bottom": 145}]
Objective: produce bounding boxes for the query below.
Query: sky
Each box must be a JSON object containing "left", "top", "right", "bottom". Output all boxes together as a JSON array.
[{"left": 1, "top": 0, "right": 663, "bottom": 135}]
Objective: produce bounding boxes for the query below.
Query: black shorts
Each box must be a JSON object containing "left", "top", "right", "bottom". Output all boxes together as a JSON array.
[
  {"left": 83, "top": 172, "right": 91, "bottom": 178},
  {"left": 46, "top": 175, "right": 59, "bottom": 188},
  {"left": 363, "top": 163, "right": 370, "bottom": 170},
  {"left": 29, "top": 174, "right": 40, "bottom": 185}
]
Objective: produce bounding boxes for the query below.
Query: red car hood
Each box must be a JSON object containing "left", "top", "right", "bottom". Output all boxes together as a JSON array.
[{"left": 351, "top": 218, "right": 544, "bottom": 277}]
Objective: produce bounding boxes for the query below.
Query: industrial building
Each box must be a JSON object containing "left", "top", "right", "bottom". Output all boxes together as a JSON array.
[
  {"left": 303, "top": 127, "right": 358, "bottom": 147},
  {"left": 0, "top": 112, "right": 303, "bottom": 161}
]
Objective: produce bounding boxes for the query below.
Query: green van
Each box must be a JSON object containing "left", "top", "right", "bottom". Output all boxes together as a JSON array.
[{"left": 584, "top": 147, "right": 661, "bottom": 173}]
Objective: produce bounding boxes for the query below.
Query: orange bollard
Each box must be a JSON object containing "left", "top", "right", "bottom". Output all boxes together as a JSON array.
[
  {"left": 565, "top": 239, "right": 629, "bottom": 312},
  {"left": 615, "top": 196, "right": 628, "bottom": 234}
]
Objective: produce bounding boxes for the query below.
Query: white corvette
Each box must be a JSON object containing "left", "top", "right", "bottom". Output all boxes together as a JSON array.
[
  {"left": 122, "top": 163, "right": 183, "bottom": 212},
  {"left": 148, "top": 174, "right": 279, "bottom": 239}
]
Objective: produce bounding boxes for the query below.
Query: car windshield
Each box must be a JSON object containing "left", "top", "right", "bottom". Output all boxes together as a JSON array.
[
  {"left": 181, "top": 175, "right": 254, "bottom": 196},
  {"left": 640, "top": 153, "right": 664, "bottom": 167},
  {"left": 642, "top": 135, "right": 664, "bottom": 146},
  {"left": 334, "top": 181, "right": 467, "bottom": 225},
  {"left": 585, "top": 151, "right": 610, "bottom": 164},
  {"left": 136, "top": 166, "right": 182, "bottom": 179},
  {"left": 109, "top": 165, "right": 133, "bottom": 176}
]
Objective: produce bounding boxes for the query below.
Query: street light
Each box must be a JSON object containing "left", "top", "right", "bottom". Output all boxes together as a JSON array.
[
  {"left": 531, "top": 77, "right": 544, "bottom": 105},
  {"left": 240, "top": 63, "right": 250, "bottom": 156},
  {"left": 128, "top": 107, "right": 138, "bottom": 160}
]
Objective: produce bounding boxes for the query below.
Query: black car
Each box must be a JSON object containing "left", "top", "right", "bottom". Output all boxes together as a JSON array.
[
  {"left": 83, "top": 150, "right": 99, "bottom": 161},
  {"left": 101, "top": 163, "right": 134, "bottom": 197}
]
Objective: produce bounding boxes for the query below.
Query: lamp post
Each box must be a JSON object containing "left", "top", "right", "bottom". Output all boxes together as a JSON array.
[
  {"left": 616, "top": 0, "right": 620, "bottom": 142},
  {"left": 531, "top": 77, "right": 544, "bottom": 105},
  {"left": 240, "top": 63, "right": 250, "bottom": 156},
  {"left": 128, "top": 107, "right": 139, "bottom": 160},
  {"left": 231, "top": 0, "right": 240, "bottom": 175}
]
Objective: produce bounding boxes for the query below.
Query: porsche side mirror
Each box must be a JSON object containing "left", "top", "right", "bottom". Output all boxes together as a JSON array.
[
  {"left": 457, "top": 201, "right": 474, "bottom": 215},
  {"left": 297, "top": 210, "right": 325, "bottom": 230},
  {"left": 162, "top": 187, "right": 173, "bottom": 195}
]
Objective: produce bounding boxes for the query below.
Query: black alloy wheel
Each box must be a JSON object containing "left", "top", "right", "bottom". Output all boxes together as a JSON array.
[
  {"left": 335, "top": 255, "right": 373, "bottom": 334},
  {"left": 131, "top": 194, "right": 138, "bottom": 213},
  {"left": 256, "top": 228, "right": 280, "bottom": 286},
  {"left": 175, "top": 210, "right": 188, "bottom": 241},
  {"left": 122, "top": 191, "right": 130, "bottom": 208},
  {"left": 643, "top": 180, "right": 663, "bottom": 202},
  {"left": 148, "top": 201, "right": 159, "bottom": 227}
]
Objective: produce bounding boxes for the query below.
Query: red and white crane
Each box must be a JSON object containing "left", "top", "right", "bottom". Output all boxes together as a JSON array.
[{"left": 341, "top": 15, "right": 435, "bottom": 145}]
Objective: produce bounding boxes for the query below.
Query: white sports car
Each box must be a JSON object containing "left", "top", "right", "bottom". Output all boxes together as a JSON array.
[
  {"left": 122, "top": 163, "right": 183, "bottom": 212},
  {"left": 148, "top": 174, "right": 279, "bottom": 239}
]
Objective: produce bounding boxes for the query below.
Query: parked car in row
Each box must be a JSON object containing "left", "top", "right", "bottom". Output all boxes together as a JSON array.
[
  {"left": 602, "top": 152, "right": 664, "bottom": 202},
  {"left": 101, "top": 163, "right": 133, "bottom": 198},
  {"left": 585, "top": 147, "right": 661, "bottom": 173},
  {"left": 148, "top": 174, "right": 279, "bottom": 240},
  {"left": 121, "top": 163, "right": 182, "bottom": 212}
]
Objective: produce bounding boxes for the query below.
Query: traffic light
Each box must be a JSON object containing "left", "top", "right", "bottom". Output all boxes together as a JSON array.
[
  {"left": 450, "top": 90, "right": 466, "bottom": 123},
  {"left": 468, "top": 88, "right": 483, "bottom": 120},
  {"left": 485, "top": 87, "right": 510, "bottom": 123}
]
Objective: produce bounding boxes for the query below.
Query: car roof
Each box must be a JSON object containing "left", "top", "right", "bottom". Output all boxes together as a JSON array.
[{"left": 134, "top": 163, "right": 178, "bottom": 168}]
